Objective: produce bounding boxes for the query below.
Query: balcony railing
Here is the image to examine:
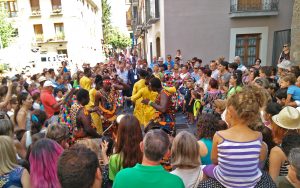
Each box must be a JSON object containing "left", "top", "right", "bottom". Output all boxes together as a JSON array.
[
  {"left": 31, "top": 7, "right": 41, "bottom": 17},
  {"left": 35, "top": 34, "right": 44, "bottom": 43},
  {"left": 51, "top": 5, "right": 62, "bottom": 14},
  {"left": 55, "top": 32, "right": 65, "bottom": 41},
  {"left": 230, "top": 0, "right": 279, "bottom": 18}
]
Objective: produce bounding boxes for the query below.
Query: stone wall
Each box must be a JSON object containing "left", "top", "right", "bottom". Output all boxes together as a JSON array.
[{"left": 291, "top": 0, "right": 300, "bottom": 64}]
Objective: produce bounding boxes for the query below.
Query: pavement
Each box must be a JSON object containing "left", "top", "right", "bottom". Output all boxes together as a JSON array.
[{"left": 121, "top": 105, "right": 197, "bottom": 136}]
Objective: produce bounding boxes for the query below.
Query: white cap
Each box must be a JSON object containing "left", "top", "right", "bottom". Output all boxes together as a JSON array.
[{"left": 43, "top": 80, "right": 57, "bottom": 88}]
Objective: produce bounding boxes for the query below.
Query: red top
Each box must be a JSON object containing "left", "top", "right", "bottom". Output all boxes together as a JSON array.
[{"left": 40, "top": 89, "right": 59, "bottom": 118}]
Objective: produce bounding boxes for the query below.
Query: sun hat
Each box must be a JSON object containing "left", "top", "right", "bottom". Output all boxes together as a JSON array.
[
  {"left": 277, "top": 60, "right": 294, "bottom": 70},
  {"left": 43, "top": 80, "right": 57, "bottom": 88},
  {"left": 272, "top": 106, "right": 300, "bottom": 130}
]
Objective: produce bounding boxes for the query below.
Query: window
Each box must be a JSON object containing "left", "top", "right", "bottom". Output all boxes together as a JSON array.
[
  {"left": 54, "top": 23, "right": 64, "bottom": 40},
  {"left": 51, "top": 0, "right": 61, "bottom": 10},
  {"left": 0, "top": 1, "right": 18, "bottom": 17},
  {"left": 235, "top": 34, "right": 261, "bottom": 66},
  {"left": 30, "top": 0, "right": 40, "bottom": 11},
  {"left": 54, "top": 23, "right": 64, "bottom": 33},
  {"left": 33, "top": 24, "right": 43, "bottom": 34}
]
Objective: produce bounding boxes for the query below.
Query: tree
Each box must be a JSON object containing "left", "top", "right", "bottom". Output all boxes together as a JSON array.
[
  {"left": 107, "top": 28, "right": 131, "bottom": 50},
  {"left": 291, "top": 0, "right": 300, "bottom": 64},
  {"left": 0, "top": 10, "right": 15, "bottom": 48},
  {"left": 102, "top": 0, "right": 112, "bottom": 45}
]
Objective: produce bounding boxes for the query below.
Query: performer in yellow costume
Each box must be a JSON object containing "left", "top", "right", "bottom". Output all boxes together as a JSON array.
[
  {"left": 131, "top": 70, "right": 148, "bottom": 124},
  {"left": 86, "top": 75, "right": 103, "bottom": 134}
]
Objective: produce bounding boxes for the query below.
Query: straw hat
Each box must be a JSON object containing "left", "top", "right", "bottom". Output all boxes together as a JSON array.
[{"left": 272, "top": 106, "right": 300, "bottom": 130}]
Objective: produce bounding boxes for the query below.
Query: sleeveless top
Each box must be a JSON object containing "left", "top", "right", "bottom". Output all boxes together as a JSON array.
[
  {"left": 213, "top": 132, "right": 262, "bottom": 188},
  {"left": 0, "top": 167, "right": 24, "bottom": 188},
  {"left": 199, "top": 138, "right": 213, "bottom": 165}
]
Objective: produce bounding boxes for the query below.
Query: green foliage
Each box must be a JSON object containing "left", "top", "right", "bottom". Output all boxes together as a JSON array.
[
  {"left": 101, "top": 0, "right": 131, "bottom": 50},
  {"left": 102, "top": 0, "right": 112, "bottom": 45},
  {"left": 107, "top": 28, "right": 131, "bottom": 49},
  {"left": 0, "top": 10, "right": 15, "bottom": 48}
]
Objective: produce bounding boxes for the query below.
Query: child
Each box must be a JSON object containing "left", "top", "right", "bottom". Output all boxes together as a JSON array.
[
  {"left": 32, "top": 92, "right": 42, "bottom": 110},
  {"left": 280, "top": 74, "right": 300, "bottom": 107},
  {"left": 203, "top": 85, "right": 268, "bottom": 188},
  {"left": 191, "top": 90, "right": 201, "bottom": 123},
  {"left": 185, "top": 79, "right": 194, "bottom": 124},
  {"left": 55, "top": 88, "right": 64, "bottom": 102},
  {"left": 275, "top": 88, "right": 288, "bottom": 106}
]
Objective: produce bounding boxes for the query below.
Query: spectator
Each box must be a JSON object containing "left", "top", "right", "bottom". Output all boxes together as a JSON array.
[
  {"left": 202, "top": 78, "right": 223, "bottom": 114},
  {"left": 209, "top": 60, "right": 219, "bottom": 80},
  {"left": 0, "top": 136, "right": 30, "bottom": 188},
  {"left": 234, "top": 56, "right": 247, "bottom": 72},
  {"left": 253, "top": 58, "right": 262, "bottom": 70},
  {"left": 58, "top": 144, "right": 102, "bottom": 188},
  {"left": 269, "top": 107, "right": 300, "bottom": 181},
  {"left": 29, "top": 138, "right": 63, "bottom": 188},
  {"left": 164, "top": 54, "right": 175, "bottom": 68},
  {"left": 40, "top": 80, "right": 63, "bottom": 124},
  {"left": 276, "top": 148, "right": 300, "bottom": 187},
  {"left": 280, "top": 74, "right": 300, "bottom": 107},
  {"left": 13, "top": 92, "right": 33, "bottom": 131},
  {"left": 20, "top": 110, "right": 47, "bottom": 150},
  {"left": 113, "top": 129, "right": 184, "bottom": 188},
  {"left": 197, "top": 114, "right": 226, "bottom": 165},
  {"left": 227, "top": 70, "right": 243, "bottom": 97},
  {"left": 109, "top": 114, "right": 143, "bottom": 181},
  {"left": 217, "top": 61, "right": 231, "bottom": 89},
  {"left": 278, "top": 44, "right": 290, "bottom": 63},
  {"left": 171, "top": 131, "right": 203, "bottom": 188}
]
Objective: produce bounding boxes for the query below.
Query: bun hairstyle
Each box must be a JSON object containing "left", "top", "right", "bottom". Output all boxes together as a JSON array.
[{"left": 227, "top": 85, "right": 267, "bottom": 123}]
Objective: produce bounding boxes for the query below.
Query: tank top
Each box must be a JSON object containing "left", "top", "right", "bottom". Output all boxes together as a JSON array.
[
  {"left": 0, "top": 167, "right": 24, "bottom": 188},
  {"left": 213, "top": 132, "right": 262, "bottom": 188},
  {"left": 199, "top": 138, "right": 213, "bottom": 165}
]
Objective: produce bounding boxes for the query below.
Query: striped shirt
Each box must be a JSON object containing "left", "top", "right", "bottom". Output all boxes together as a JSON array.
[{"left": 213, "top": 132, "right": 262, "bottom": 188}]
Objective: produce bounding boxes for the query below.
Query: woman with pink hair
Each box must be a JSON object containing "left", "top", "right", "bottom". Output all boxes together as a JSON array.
[{"left": 29, "top": 138, "right": 63, "bottom": 188}]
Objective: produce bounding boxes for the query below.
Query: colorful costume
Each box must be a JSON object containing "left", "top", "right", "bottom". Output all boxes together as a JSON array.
[
  {"left": 98, "top": 89, "right": 117, "bottom": 136},
  {"left": 152, "top": 87, "right": 176, "bottom": 133}
]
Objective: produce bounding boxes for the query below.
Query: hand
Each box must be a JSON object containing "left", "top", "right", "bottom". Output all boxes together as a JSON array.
[
  {"left": 7, "top": 80, "right": 13, "bottom": 89},
  {"left": 141, "top": 99, "right": 150, "bottom": 105}
]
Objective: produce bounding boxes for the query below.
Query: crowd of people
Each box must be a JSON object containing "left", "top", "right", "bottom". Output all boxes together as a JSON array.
[{"left": 0, "top": 45, "right": 300, "bottom": 188}]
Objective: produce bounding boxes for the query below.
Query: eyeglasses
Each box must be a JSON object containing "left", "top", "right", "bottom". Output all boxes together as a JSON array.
[{"left": 283, "top": 45, "right": 288, "bottom": 48}]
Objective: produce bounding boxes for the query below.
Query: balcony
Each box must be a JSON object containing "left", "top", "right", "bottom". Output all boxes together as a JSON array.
[
  {"left": 35, "top": 34, "right": 44, "bottom": 43},
  {"left": 30, "top": 8, "right": 41, "bottom": 17},
  {"left": 230, "top": 0, "right": 279, "bottom": 18},
  {"left": 51, "top": 5, "right": 62, "bottom": 16}
]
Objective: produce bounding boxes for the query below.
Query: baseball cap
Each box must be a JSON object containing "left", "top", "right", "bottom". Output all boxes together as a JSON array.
[
  {"left": 43, "top": 80, "right": 57, "bottom": 88},
  {"left": 277, "top": 60, "right": 294, "bottom": 70}
]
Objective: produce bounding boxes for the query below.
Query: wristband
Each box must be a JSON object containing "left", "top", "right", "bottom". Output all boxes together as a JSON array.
[{"left": 148, "top": 101, "right": 153, "bottom": 106}]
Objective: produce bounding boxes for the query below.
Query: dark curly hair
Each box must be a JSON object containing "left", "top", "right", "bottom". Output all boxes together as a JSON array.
[{"left": 197, "top": 114, "right": 227, "bottom": 139}]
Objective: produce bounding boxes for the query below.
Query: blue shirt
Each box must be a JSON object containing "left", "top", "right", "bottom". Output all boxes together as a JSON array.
[
  {"left": 164, "top": 60, "right": 175, "bottom": 68},
  {"left": 287, "top": 85, "right": 300, "bottom": 101}
]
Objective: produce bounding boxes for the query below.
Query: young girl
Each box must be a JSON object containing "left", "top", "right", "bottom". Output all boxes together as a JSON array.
[{"left": 203, "top": 85, "right": 268, "bottom": 188}]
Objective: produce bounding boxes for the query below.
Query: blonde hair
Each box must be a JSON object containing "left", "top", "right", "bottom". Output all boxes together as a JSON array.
[
  {"left": 171, "top": 131, "right": 200, "bottom": 168},
  {"left": 0, "top": 136, "right": 18, "bottom": 175},
  {"left": 227, "top": 85, "right": 267, "bottom": 124}
]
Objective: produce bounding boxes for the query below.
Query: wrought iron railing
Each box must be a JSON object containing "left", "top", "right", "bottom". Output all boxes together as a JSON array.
[{"left": 230, "top": 0, "right": 279, "bottom": 12}]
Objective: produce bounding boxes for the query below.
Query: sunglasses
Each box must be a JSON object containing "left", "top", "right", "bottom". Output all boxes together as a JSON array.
[{"left": 283, "top": 45, "right": 288, "bottom": 47}]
